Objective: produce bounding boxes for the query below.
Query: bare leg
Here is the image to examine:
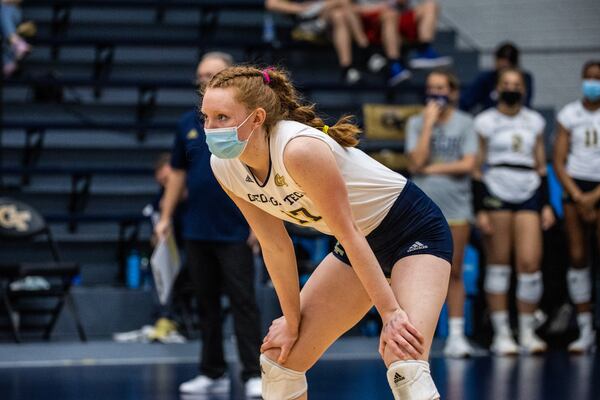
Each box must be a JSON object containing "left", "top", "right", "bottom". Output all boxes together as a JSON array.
[
  {"left": 380, "top": 7, "right": 401, "bottom": 59},
  {"left": 413, "top": 0, "right": 439, "bottom": 43},
  {"left": 447, "top": 224, "right": 470, "bottom": 318},
  {"left": 564, "top": 204, "right": 592, "bottom": 313},
  {"left": 484, "top": 211, "right": 513, "bottom": 313},
  {"left": 324, "top": 8, "right": 353, "bottom": 67},
  {"left": 382, "top": 254, "right": 450, "bottom": 365},
  {"left": 513, "top": 211, "right": 543, "bottom": 314},
  {"left": 262, "top": 254, "right": 373, "bottom": 399}
]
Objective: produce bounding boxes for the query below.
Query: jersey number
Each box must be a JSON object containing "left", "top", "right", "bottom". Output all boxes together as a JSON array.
[
  {"left": 281, "top": 207, "right": 322, "bottom": 225},
  {"left": 585, "top": 129, "right": 598, "bottom": 147},
  {"left": 512, "top": 134, "right": 523, "bottom": 153}
]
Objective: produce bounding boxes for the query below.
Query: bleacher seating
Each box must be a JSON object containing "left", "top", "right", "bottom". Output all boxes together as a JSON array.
[{"left": 1, "top": 0, "right": 549, "bottom": 291}]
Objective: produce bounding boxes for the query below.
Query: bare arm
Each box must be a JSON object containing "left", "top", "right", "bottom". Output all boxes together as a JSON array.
[
  {"left": 421, "top": 154, "right": 476, "bottom": 176},
  {"left": 408, "top": 102, "right": 441, "bottom": 173},
  {"left": 534, "top": 134, "right": 548, "bottom": 176},
  {"left": 284, "top": 137, "right": 401, "bottom": 322},
  {"left": 155, "top": 168, "right": 186, "bottom": 238},
  {"left": 473, "top": 135, "right": 487, "bottom": 180},
  {"left": 553, "top": 123, "right": 582, "bottom": 200},
  {"left": 219, "top": 183, "right": 301, "bottom": 332}
]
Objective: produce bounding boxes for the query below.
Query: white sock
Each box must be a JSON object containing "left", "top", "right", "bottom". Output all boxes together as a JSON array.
[
  {"left": 491, "top": 311, "right": 511, "bottom": 336},
  {"left": 448, "top": 317, "right": 465, "bottom": 338},
  {"left": 519, "top": 313, "right": 535, "bottom": 338},
  {"left": 577, "top": 312, "right": 593, "bottom": 336}
]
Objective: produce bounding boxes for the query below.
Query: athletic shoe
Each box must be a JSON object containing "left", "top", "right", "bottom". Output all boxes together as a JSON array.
[
  {"left": 519, "top": 331, "right": 547, "bottom": 355},
  {"left": 344, "top": 67, "right": 361, "bottom": 85},
  {"left": 409, "top": 47, "right": 452, "bottom": 69},
  {"left": 245, "top": 376, "right": 262, "bottom": 398},
  {"left": 444, "top": 335, "right": 474, "bottom": 358},
  {"left": 112, "top": 325, "right": 154, "bottom": 343},
  {"left": 179, "top": 374, "right": 229, "bottom": 394},
  {"left": 368, "top": 53, "right": 387, "bottom": 73},
  {"left": 388, "top": 62, "right": 411, "bottom": 86},
  {"left": 568, "top": 330, "right": 596, "bottom": 354},
  {"left": 490, "top": 334, "right": 519, "bottom": 356}
]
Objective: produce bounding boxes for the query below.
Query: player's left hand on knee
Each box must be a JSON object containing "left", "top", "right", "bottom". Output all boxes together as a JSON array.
[
  {"left": 260, "top": 316, "right": 299, "bottom": 364},
  {"left": 379, "top": 309, "right": 424, "bottom": 360}
]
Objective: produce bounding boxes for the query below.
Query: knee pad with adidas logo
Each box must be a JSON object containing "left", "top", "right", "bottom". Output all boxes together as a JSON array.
[{"left": 387, "top": 360, "right": 439, "bottom": 400}]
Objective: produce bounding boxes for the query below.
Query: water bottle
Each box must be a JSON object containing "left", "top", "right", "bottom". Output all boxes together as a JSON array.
[
  {"left": 126, "top": 249, "right": 141, "bottom": 288},
  {"left": 140, "top": 254, "right": 152, "bottom": 289}
]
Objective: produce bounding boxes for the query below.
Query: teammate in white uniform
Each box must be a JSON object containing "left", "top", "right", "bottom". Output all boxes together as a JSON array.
[
  {"left": 202, "top": 65, "right": 453, "bottom": 400},
  {"left": 553, "top": 60, "right": 600, "bottom": 353},
  {"left": 473, "top": 67, "right": 555, "bottom": 356}
]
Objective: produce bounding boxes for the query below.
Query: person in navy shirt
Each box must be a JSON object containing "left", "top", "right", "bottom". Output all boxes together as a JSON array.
[
  {"left": 460, "top": 42, "right": 534, "bottom": 113},
  {"left": 155, "top": 52, "right": 262, "bottom": 398}
]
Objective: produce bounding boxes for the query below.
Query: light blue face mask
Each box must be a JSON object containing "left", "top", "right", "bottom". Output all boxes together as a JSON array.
[
  {"left": 204, "top": 111, "right": 256, "bottom": 159},
  {"left": 583, "top": 79, "right": 600, "bottom": 102}
]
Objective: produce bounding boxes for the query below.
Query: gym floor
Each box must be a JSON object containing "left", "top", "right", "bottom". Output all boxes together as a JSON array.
[{"left": 1, "top": 338, "right": 598, "bottom": 400}]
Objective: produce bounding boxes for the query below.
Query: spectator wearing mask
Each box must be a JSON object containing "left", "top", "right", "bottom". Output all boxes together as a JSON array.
[
  {"left": 406, "top": 69, "right": 477, "bottom": 357},
  {"left": 2, "top": 0, "right": 31, "bottom": 77},
  {"left": 553, "top": 60, "right": 600, "bottom": 353},
  {"left": 355, "top": 0, "right": 452, "bottom": 85},
  {"left": 265, "top": 0, "right": 371, "bottom": 85},
  {"left": 473, "top": 68, "right": 554, "bottom": 356},
  {"left": 460, "top": 42, "right": 534, "bottom": 113},
  {"left": 155, "top": 52, "right": 262, "bottom": 398}
]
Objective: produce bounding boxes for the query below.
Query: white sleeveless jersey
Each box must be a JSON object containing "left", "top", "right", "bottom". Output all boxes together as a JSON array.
[
  {"left": 557, "top": 100, "right": 600, "bottom": 182},
  {"left": 474, "top": 107, "right": 546, "bottom": 202},
  {"left": 211, "top": 120, "right": 406, "bottom": 236}
]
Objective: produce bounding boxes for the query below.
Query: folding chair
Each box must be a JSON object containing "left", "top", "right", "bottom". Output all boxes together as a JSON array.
[{"left": 0, "top": 197, "right": 86, "bottom": 342}]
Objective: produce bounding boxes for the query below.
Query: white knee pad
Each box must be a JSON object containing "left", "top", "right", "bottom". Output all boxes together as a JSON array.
[
  {"left": 387, "top": 360, "right": 440, "bottom": 400},
  {"left": 567, "top": 267, "right": 592, "bottom": 304},
  {"left": 260, "top": 354, "right": 307, "bottom": 400},
  {"left": 484, "top": 264, "right": 511, "bottom": 294},
  {"left": 516, "top": 271, "right": 543, "bottom": 304}
]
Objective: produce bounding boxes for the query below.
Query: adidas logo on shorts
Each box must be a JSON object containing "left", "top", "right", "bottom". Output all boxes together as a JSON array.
[
  {"left": 407, "top": 241, "right": 428, "bottom": 253},
  {"left": 394, "top": 372, "right": 405, "bottom": 384}
]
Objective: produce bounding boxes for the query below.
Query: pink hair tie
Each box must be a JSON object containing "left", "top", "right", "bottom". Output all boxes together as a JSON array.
[{"left": 261, "top": 67, "right": 274, "bottom": 84}]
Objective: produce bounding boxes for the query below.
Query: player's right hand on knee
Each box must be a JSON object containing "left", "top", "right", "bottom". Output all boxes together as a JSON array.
[
  {"left": 260, "top": 316, "right": 299, "bottom": 364},
  {"left": 379, "top": 309, "right": 424, "bottom": 360}
]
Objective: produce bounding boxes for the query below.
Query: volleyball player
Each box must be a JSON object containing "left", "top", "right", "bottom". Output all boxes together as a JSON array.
[
  {"left": 473, "top": 67, "right": 555, "bottom": 355},
  {"left": 553, "top": 60, "right": 600, "bottom": 353},
  {"left": 201, "top": 65, "right": 452, "bottom": 400}
]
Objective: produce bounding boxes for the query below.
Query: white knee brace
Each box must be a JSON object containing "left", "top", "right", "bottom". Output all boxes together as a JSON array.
[
  {"left": 387, "top": 360, "right": 440, "bottom": 400},
  {"left": 567, "top": 267, "right": 592, "bottom": 304},
  {"left": 516, "top": 271, "right": 543, "bottom": 304},
  {"left": 484, "top": 264, "right": 511, "bottom": 294},
  {"left": 260, "top": 354, "right": 307, "bottom": 400}
]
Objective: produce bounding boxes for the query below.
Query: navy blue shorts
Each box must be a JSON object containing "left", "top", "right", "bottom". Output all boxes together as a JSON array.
[
  {"left": 562, "top": 179, "right": 600, "bottom": 209},
  {"left": 482, "top": 185, "right": 542, "bottom": 212},
  {"left": 332, "top": 180, "right": 453, "bottom": 278}
]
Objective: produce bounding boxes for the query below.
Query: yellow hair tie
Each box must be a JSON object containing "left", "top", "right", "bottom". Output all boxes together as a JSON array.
[{"left": 322, "top": 125, "right": 329, "bottom": 134}]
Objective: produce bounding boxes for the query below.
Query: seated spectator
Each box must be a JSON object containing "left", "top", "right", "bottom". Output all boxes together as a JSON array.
[
  {"left": 405, "top": 69, "right": 477, "bottom": 357},
  {"left": 266, "top": 0, "right": 371, "bottom": 85},
  {"left": 355, "top": 0, "right": 452, "bottom": 85},
  {"left": 460, "top": 42, "right": 534, "bottom": 113},
  {"left": 2, "top": 0, "right": 31, "bottom": 77}
]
